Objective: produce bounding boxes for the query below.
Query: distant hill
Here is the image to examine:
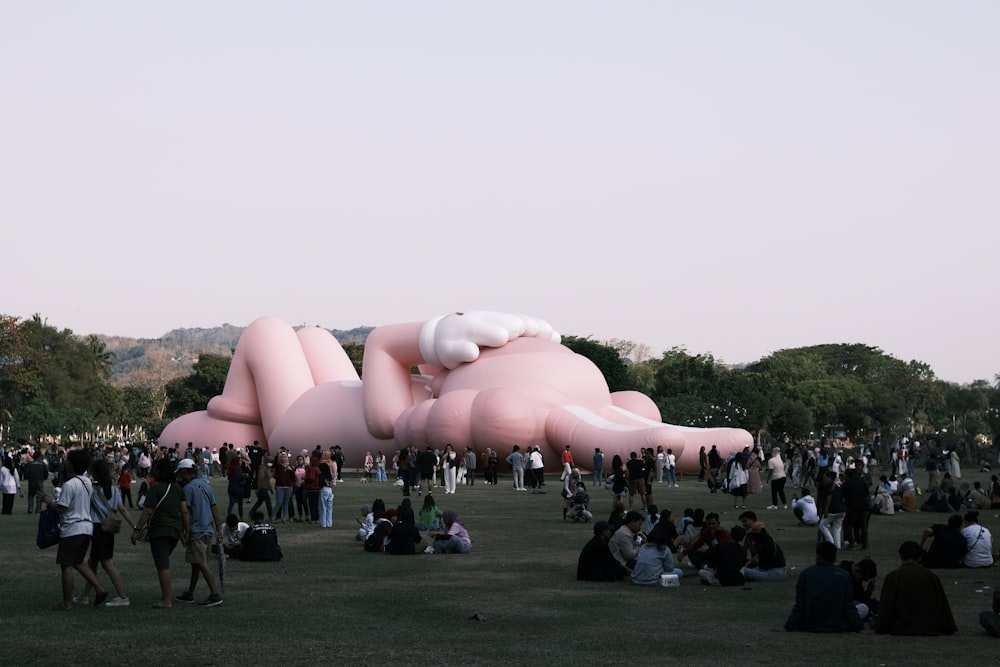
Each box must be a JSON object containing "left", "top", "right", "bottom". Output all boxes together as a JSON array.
[{"left": 102, "top": 324, "right": 374, "bottom": 387}]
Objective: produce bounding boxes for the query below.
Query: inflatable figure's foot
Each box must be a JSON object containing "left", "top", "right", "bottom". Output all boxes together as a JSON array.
[{"left": 158, "top": 410, "right": 267, "bottom": 450}]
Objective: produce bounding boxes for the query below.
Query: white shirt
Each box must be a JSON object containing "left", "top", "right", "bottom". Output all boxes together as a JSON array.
[
  {"left": 792, "top": 495, "right": 819, "bottom": 524},
  {"left": 56, "top": 475, "right": 94, "bottom": 538},
  {"left": 961, "top": 524, "right": 994, "bottom": 567},
  {"left": 665, "top": 453, "right": 676, "bottom": 469},
  {"left": 767, "top": 456, "right": 786, "bottom": 480}
]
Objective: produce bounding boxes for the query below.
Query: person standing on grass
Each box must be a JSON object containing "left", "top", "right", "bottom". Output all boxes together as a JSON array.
[
  {"left": 785, "top": 541, "right": 863, "bottom": 633},
  {"left": 464, "top": 447, "right": 477, "bottom": 486},
  {"left": 0, "top": 456, "right": 19, "bottom": 515},
  {"left": 506, "top": 446, "right": 526, "bottom": 491},
  {"left": 25, "top": 451, "right": 48, "bottom": 513},
  {"left": 441, "top": 444, "right": 459, "bottom": 495},
  {"left": 318, "top": 452, "right": 335, "bottom": 528},
  {"left": 131, "top": 459, "right": 188, "bottom": 608},
  {"left": 817, "top": 470, "right": 845, "bottom": 548},
  {"left": 79, "top": 459, "right": 136, "bottom": 607},
  {"left": 272, "top": 451, "right": 295, "bottom": 523},
  {"left": 664, "top": 448, "right": 678, "bottom": 487},
  {"left": 766, "top": 447, "right": 788, "bottom": 510},
  {"left": 37, "top": 449, "right": 110, "bottom": 611},
  {"left": 841, "top": 468, "right": 870, "bottom": 550},
  {"left": 625, "top": 452, "right": 648, "bottom": 510},
  {"left": 592, "top": 447, "right": 604, "bottom": 487},
  {"left": 174, "top": 459, "right": 223, "bottom": 607}
]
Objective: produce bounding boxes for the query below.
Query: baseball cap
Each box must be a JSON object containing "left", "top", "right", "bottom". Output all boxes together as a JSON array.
[{"left": 176, "top": 458, "right": 197, "bottom": 470}]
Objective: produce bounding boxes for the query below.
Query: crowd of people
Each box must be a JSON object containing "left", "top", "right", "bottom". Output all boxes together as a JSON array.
[{"left": 7, "top": 434, "right": 999, "bottom": 636}]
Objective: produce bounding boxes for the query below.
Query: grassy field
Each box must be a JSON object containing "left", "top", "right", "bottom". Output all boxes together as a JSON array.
[{"left": 1, "top": 467, "right": 998, "bottom": 666}]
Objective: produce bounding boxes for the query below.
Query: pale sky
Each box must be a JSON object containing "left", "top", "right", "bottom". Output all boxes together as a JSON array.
[{"left": 3, "top": 2, "right": 998, "bottom": 385}]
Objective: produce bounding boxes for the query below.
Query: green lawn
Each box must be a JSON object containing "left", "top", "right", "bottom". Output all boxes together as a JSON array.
[{"left": 1, "top": 468, "right": 998, "bottom": 666}]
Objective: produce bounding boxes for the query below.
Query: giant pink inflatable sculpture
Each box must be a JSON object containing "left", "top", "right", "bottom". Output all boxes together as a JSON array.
[{"left": 159, "top": 311, "right": 752, "bottom": 473}]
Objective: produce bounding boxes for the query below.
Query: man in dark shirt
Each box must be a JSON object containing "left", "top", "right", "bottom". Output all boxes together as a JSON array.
[
  {"left": 24, "top": 452, "right": 48, "bottom": 513},
  {"left": 919, "top": 514, "right": 967, "bottom": 568},
  {"left": 785, "top": 541, "right": 863, "bottom": 633},
  {"left": 577, "top": 521, "right": 628, "bottom": 582},
  {"left": 841, "top": 469, "right": 870, "bottom": 549},
  {"left": 625, "top": 452, "right": 648, "bottom": 510},
  {"left": 700, "top": 526, "right": 748, "bottom": 586}
]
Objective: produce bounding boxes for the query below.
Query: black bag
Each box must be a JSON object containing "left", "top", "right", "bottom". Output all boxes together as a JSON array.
[{"left": 37, "top": 508, "right": 60, "bottom": 549}]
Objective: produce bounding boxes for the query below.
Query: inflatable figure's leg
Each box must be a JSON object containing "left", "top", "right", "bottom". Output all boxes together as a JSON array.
[
  {"left": 545, "top": 406, "right": 686, "bottom": 462},
  {"left": 162, "top": 317, "right": 359, "bottom": 449}
]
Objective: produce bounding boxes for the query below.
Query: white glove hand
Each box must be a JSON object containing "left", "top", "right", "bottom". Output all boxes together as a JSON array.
[{"left": 419, "top": 311, "right": 560, "bottom": 369}]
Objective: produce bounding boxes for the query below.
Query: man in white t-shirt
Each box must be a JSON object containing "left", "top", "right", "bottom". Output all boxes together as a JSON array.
[
  {"left": 38, "top": 449, "right": 109, "bottom": 610},
  {"left": 961, "top": 511, "right": 995, "bottom": 568},
  {"left": 791, "top": 488, "right": 819, "bottom": 526}
]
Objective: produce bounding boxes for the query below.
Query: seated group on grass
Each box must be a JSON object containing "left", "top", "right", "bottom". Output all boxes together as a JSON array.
[
  {"left": 577, "top": 505, "right": 788, "bottom": 586},
  {"left": 218, "top": 511, "right": 283, "bottom": 561},
  {"left": 354, "top": 495, "right": 472, "bottom": 555}
]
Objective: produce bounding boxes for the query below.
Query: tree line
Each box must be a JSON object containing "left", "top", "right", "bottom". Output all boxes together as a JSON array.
[{"left": 2, "top": 314, "right": 997, "bottom": 457}]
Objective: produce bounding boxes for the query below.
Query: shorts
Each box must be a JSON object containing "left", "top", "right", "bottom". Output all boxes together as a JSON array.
[
  {"left": 56, "top": 534, "right": 92, "bottom": 567},
  {"left": 185, "top": 534, "right": 213, "bottom": 564},
  {"left": 150, "top": 536, "right": 179, "bottom": 572},
  {"left": 89, "top": 524, "right": 115, "bottom": 562},
  {"left": 628, "top": 478, "right": 647, "bottom": 496}
]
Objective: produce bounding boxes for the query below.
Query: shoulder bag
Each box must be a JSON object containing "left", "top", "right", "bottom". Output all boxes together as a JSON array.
[{"left": 136, "top": 483, "right": 172, "bottom": 543}]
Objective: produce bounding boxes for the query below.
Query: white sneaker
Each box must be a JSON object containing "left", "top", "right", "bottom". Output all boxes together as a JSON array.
[
  {"left": 104, "top": 597, "right": 130, "bottom": 607},
  {"left": 783, "top": 504, "right": 788, "bottom": 509},
  {"left": 424, "top": 546, "right": 435, "bottom": 554},
  {"left": 766, "top": 505, "right": 778, "bottom": 510}
]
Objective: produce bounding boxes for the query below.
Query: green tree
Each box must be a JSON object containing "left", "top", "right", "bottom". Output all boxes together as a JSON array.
[
  {"left": 163, "top": 353, "right": 232, "bottom": 420},
  {"left": 560, "top": 336, "right": 631, "bottom": 393}
]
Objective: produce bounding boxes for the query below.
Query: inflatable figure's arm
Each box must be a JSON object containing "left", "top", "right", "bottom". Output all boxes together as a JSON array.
[{"left": 363, "top": 312, "right": 560, "bottom": 439}]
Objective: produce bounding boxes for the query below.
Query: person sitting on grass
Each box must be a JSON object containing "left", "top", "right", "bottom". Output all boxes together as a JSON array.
[
  {"left": 631, "top": 510, "right": 684, "bottom": 585},
  {"left": 875, "top": 540, "right": 956, "bottom": 635},
  {"left": 698, "top": 525, "right": 747, "bottom": 586},
  {"left": 427, "top": 509, "right": 471, "bottom": 554},
  {"left": 607, "top": 502, "right": 627, "bottom": 532},
  {"left": 387, "top": 507, "right": 422, "bottom": 555},
  {"left": 418, "top": 494, "right": 443, "bottom": 531},
  {"left": 609, "top": 511, "right": 646, "bottom": 570},
  {"left": 218, "top": 513, "right": 249, "bottom": 557},
  {"left": 742, "top": 522, "right": 787, "bottom": 582},
  {"left": 961, "top": 510, "right": 994, "bottom": 568},
  {"left": 919, "top": 513, "right": 967, "bottom": 569},
  {"left": 678, "top": 512, "right": 730, "bottom": 570},
  {"left": 565, "top": 483, "right": 593, "bottom": 523},
  {"left": 838, "top": 557, "right": 879, "bottom": 624},
  {"left": 577, "top": 521, "right": 628, "bottom": 582},
  {"left": 785, "top": 541, "right": 863, "bottom": 633},
  {"left": 791, "top": 489, "right": 819, "bottom": 526},
  {"left": 979, "top": 589, "right": 1000, "bottom": 638}
]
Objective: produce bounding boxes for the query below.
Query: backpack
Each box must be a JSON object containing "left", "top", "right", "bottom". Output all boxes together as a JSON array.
[{"left": 364, "top": 518, "right": 392, "bottom": 553}]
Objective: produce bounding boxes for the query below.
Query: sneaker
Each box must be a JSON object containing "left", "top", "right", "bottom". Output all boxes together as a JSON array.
[
  {"left": 175, "top": 591, "right": 195, "bottom": 604},
  {"left": 783, "top": 504, "right": 788, "bottom": 509},
  {"left": 104, "top": 597, "right": 130, "bottom": 607},
  {"left": 766, "top": 505, "right": 778, "bottom": 510},
  {"left": 199, "top": 593, "right": 224, "bottom": 607},
  {"left": 71, "top": 595, "right": 88, "bottom": 606},
  {"left": 424, "top": 545, "right": 435, "bottom": 554}
]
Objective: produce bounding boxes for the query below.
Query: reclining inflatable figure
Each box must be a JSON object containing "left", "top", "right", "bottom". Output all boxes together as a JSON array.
[{"left": 159, "top": 311, "right": 752, "bottom": 473}]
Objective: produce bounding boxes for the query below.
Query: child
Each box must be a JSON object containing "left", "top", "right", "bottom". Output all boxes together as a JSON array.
[
  {"left": 418, "top": 494, "right": 444, "bottom": 531},
  {"left": 118, "top": 467, "right": 133, "bottom": 508}
]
